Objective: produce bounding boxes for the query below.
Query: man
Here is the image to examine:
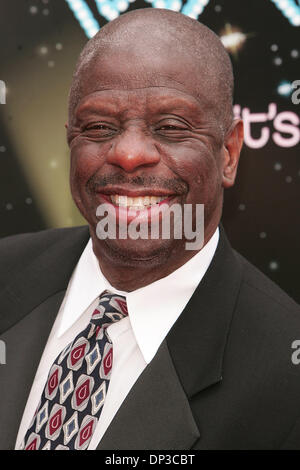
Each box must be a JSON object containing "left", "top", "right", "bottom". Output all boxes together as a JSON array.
[{"left": 0, "top": 8, "right": 300, "bottom": 450}]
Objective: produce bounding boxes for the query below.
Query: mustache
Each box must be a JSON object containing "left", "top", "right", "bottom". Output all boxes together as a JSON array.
[{"left": 87, "top": 173, "right": 188, "bottom": 194}]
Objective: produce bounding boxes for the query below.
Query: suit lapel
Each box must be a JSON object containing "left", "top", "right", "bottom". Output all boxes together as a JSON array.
[
  {"left": 98, "top": 224, "right": 243, "bottom": 449},
  {"left": 0, "top": 291, "right": 65, "bottom": 449},
  {"left": 0, "top": 226, "right": 90, "bottom": 449},
  {"left": 97, "top": 341, "right": 200, "bottom": 450},
  {"left": 167, "top": 223, "right": 243, "bottom": 398}
]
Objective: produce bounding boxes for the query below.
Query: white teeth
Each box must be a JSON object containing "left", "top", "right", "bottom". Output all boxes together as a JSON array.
[
  {"left": 150, "top": 196, "right": 160, "bottom": 205},
  {"left": 110, "top": 195, "right": 167, "bottom": 208},
  {"left": 118, "top": 195, "right": 128, "bottom": 206}
]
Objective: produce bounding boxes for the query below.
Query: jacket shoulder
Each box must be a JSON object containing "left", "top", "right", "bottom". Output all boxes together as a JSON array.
[
  {"left": 221, "top": 251, "right": 300, "bottom": 448},
  {"left": 235, "top": 249, "right": 299, "bottom": 313},
  {"left": 0, "top": 226, "right": 89, "bottom": 289},
  {"left": 231, "top": 250, "right": 300, "bottom": 404}
]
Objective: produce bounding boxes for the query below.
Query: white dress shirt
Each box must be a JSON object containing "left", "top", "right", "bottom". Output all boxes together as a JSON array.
[{"left": 16, "top": 227, "right": 219, "bottom": 450}]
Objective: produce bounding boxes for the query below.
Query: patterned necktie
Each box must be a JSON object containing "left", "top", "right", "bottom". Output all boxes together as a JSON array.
[{"left": 21, "top": 290, "right": 128, "bottom": 450}]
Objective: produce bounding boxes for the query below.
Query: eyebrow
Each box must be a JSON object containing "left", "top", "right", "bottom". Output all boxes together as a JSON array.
[
  {"left": 75, "top": 99, "right": 118, "bottom": 120},
  {"left": 147, "top": 94, "right": 202, "bottom": 114}
]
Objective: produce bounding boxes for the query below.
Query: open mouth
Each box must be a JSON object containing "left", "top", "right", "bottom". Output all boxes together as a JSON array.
[{"left": 96, "top": 191, "right": 178, "bottom": 225}]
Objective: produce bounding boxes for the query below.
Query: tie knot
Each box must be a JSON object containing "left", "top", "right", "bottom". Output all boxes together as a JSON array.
[{"left": 90, "top": 290, "right": 128, "bottom": 328}]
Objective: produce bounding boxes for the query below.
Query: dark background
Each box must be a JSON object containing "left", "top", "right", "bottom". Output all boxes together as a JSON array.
[{"left": 0, "top": 0, "right": 299, "bottom": 302}]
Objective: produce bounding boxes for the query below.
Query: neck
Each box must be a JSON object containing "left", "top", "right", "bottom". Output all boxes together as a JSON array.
[{"left": 90, "top": 223, "right": 218, "bottom": 292}]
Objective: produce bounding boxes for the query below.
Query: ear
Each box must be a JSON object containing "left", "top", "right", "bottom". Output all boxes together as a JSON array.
[
  {"left": 65, "top": 122, "right": 72, "bottom": 147},
  {"left": 222, "top": 118, "right": 244, "bottom": 188}
]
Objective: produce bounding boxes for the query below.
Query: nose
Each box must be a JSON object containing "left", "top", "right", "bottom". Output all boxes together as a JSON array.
[{"left": 106, "top": 127, "right": 160, "bottom": 173}]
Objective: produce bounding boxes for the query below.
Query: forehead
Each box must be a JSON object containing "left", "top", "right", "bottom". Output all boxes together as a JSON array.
[
  {"left": 75, "top": 87, "right": 206, "bottom": 122},
  {"left": 73, "top": 45, "right": 218, "bottom": 118}
]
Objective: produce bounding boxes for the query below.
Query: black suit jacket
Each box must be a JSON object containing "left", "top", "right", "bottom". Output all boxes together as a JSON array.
[{"left": 0, "top": 224, "right": 300, "bottom": 450}]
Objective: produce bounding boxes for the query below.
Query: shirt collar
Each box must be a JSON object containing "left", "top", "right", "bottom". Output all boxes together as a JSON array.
[
  {"left": 57, "top": 227, "right": 219, "bottom": 363},
  {"left": 125, "top": 227, "right": 219, "bottom": 363}
]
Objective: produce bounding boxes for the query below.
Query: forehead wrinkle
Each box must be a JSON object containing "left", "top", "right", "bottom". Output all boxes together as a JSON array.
[
  {"left": 77, "top": 54, "right": 218, "bottom": 104},
  {"left": 74, "top": 86, "right": 206, "bottom": 126},
  {"left": 76, "top": 97, "right": 118, "bottom": 115}
]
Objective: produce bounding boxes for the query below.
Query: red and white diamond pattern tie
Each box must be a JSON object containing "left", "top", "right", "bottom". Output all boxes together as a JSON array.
[{"left": 21, "top": 291, "right": 128, "bottom": 450}]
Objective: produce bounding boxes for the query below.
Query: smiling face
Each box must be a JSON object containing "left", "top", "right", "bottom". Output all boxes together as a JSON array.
[{"left": 67, "top": 10, "right": 243, "bottom": 284}]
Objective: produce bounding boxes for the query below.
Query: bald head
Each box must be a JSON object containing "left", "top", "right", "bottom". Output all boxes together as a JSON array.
[{"left": 68, "top": 8, "right": 234, "bottom": 132}]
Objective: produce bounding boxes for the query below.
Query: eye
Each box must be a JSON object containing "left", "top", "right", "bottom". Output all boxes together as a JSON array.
[
  {"left": 155, "top": 120, "right": 190, "bottom": 136},
  {"left": 158, "top": 125, "right": 183, "bottom": 130},
  {"left": 83, "top": 123, "right": 117, "bottom": 137}
]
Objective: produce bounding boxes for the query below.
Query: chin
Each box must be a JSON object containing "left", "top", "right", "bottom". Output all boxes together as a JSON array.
[{"left": 97, "top": 237, "right": 178, "bottom": 267}]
